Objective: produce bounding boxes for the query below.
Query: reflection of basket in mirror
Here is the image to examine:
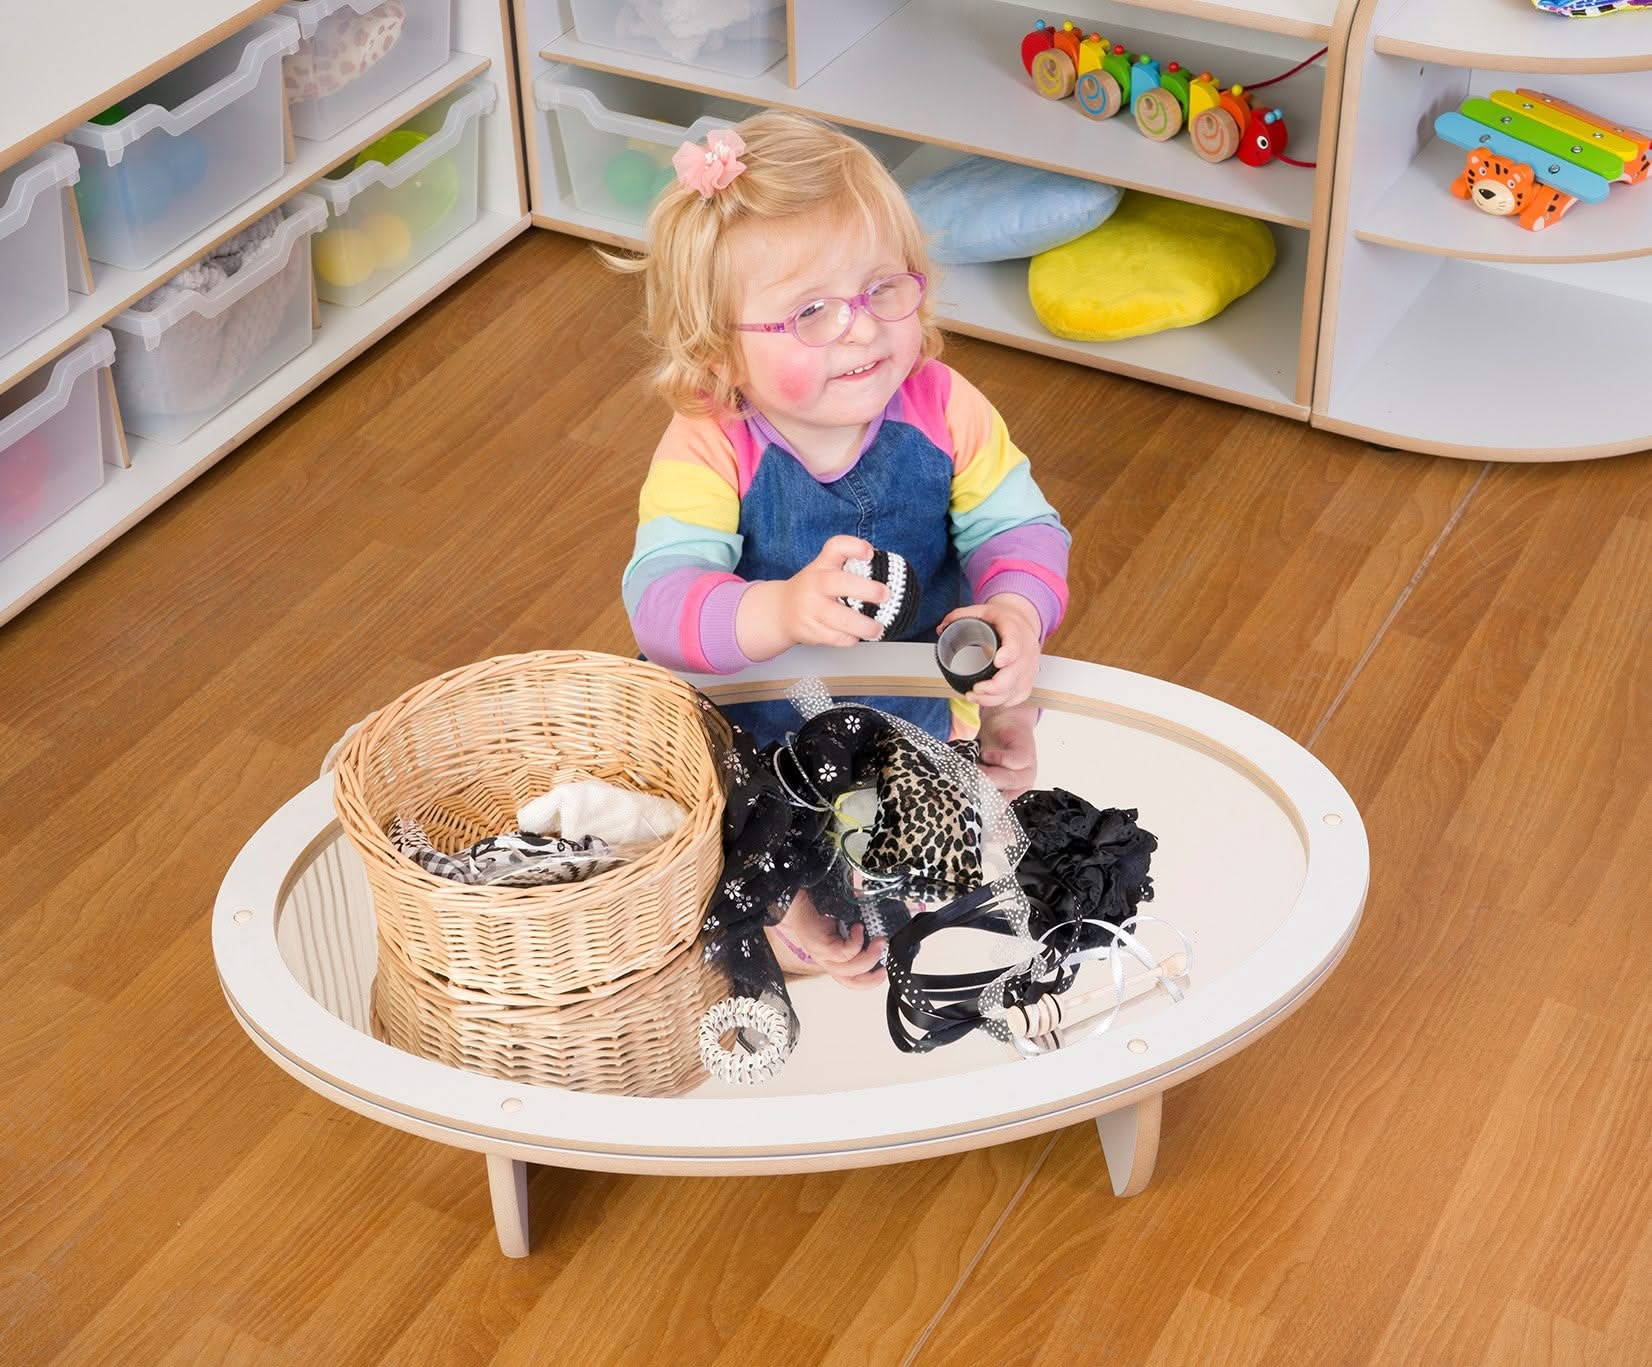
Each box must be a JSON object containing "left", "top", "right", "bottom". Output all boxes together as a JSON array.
[
  {"left": 331, "top": 649, "right": 730, "bottom": 1094},
  {"left": 369, "top": 935, "right": 724, "bottom": 1096}
]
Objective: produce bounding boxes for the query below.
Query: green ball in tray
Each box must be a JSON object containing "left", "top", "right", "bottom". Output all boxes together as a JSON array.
[{"left": 354, "top": 129, "right": 460, "bottom": 233}]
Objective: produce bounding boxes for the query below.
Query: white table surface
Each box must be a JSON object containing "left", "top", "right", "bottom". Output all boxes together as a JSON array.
[{"left": 214, "top": 645, "right": 1370, "bottom": 1174}]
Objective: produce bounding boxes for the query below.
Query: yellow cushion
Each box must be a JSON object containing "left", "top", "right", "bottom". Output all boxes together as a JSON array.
[{"left": 1027, "top": 192, "right": 1276, "bottom": 342}]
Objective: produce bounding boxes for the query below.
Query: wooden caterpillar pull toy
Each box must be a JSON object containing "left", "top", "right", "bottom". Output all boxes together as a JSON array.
[
  {"left": 1019, "top": 19, "right": 1292, "bottom": 167},
  {"left": 1434, "top": 88, "right": 1652, "bottom": 232}
]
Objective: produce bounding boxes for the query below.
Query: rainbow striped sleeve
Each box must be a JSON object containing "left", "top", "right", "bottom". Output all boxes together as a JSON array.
[
  {"left": 940, "top": 366, "right": 1070, "bottom": 639},
  {"left": 621, "top": 413, "right": 753, "bottom": 674}
]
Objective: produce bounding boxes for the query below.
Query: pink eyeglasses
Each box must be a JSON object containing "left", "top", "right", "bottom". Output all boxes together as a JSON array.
[{"left": 735, "top": 272, "right": 927, "bottom": 348}]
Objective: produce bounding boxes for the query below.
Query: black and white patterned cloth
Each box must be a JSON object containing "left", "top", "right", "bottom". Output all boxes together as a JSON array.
[{"left": 388, "top": 816, "right": 619, "bottom": 888}]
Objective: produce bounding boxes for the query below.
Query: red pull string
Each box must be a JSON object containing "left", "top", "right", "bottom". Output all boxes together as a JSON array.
[
  {"left": 1246, "top": 46, "right": 1329, "bottom": 90},
  {"left": 1247, "top": 47, "right": 1328, "bottom": 168}
]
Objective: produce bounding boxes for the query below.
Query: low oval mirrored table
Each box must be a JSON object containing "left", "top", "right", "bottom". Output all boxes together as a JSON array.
[{"left": 214, "top": 645, "right": 1369, "bottom": 1257}]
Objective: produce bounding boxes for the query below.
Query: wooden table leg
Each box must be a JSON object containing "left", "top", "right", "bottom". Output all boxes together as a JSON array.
[
  {"left": 486, "top": 1153, "right": 530, "bottom": 1257},
  {"left": 1096, "top": 1092, "right": 1162, "bottom": 1197}
]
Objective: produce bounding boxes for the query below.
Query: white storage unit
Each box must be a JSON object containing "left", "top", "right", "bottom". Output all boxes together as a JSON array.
[
  {"left": 568, "top": 0, "right": 787, "bottom": 79},
  {"left": 282, "top": 0, "right": 456, "bottom": 142},
  {"left": 1, "top": 1, "right": 530, "bottom": 627},
  {"left": 105, "top": 196, "right": 327, "bottom": 443},
  {"left": 311, "top": 80, "right": 496, "bottom": 305},
  {"left": 535, "top": 65, "right": 753, "bottom": 228},
  {"left": 521, "top": 0, "right": 1361, "bottom": 420},
  {"left": 1314, "top": 0, "right": 1652, "bottom": 461},
  {"left": 0, "top": 145, "right": 81, "bottom": 358},
  {"left": 0, "top": 331, "right": 117, "bottom": 560},
  {"left": 64, "top": 15, "right": 301, "bottom": 270}
]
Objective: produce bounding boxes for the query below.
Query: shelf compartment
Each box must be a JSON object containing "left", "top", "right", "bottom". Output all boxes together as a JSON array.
[
  {"left": 0, "top": 209, "right": 527, "bottom": 626},
  {"left": 106, "top": 195, "right": 327, "bottom": 442},
  {"left": 311, "top": 80, "right": 497, "bottom": 306},
  {"left": 64, "top": 15, "right": 302, "bottom": 270},
  {"left": 540, "top": 0, "right": 1328, "bottom": 229},
  {"left": 1321, "top": 254, "right": 1652, "bottom": 460},
  {"left": 534, "top": 65, "right": 755, "bottom": 230},
  {"left": 0, "top": 145, "right": 81, "bottom": 356},
  {"left": 1104, "top": 0, "right": 1343, "bottom": 42},
  {"left": 0, "top": 331, "right": 118, "bottom": 561},
  {"left": 281, "top": 0, "right": 456, "bottom": 141},
  {"left": 535, "top": 189, "right": 1309, "bottom": 419},
  {"left": 1374, "top": 0, "right": 1652, "bottom": 74},
  {"left": 934, "top": 226, "right": 1307, "bottom": 416},
  {"left": 1357, "top": 134, "right": 1652, "bottom": 264},
  {"left": 2, "top": 51, "right": 491, "bottom": 394},
  {"left": 568, "top": 0, "right": 786, "bottom": 79}
]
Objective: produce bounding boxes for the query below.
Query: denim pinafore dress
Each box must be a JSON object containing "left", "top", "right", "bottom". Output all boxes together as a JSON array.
[{"left": 721, "top": 404, "right": 961, "bottom": 749}]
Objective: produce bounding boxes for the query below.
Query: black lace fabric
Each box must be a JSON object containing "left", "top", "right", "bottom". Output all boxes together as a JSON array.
[
  {"left": 689, "top": 689, "right": 1163, "bottom": 1072},
  {"left": 690, "top": 688, "right": 1012, "bottom": 1064},
  {"left": 692, "top": 695, "right": 899, "bottom": 1055}
]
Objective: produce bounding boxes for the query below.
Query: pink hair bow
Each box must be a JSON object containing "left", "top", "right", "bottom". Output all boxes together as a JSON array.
[{"left": 672, "top": 129, "right": 747, "bottom": 198}]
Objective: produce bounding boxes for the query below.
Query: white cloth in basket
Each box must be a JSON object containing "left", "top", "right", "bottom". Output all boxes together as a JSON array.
[{"left": 517, "top": 779, "right": 686, "bottom": 848}]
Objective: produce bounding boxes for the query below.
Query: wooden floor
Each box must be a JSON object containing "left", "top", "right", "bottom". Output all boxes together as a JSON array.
[{"left": 3, "top": 229, "right": 1650, "bottom": 1366}]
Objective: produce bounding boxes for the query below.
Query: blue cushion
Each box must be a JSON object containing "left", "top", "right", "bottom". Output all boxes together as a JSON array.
[{"left": 905, "top": 156, "right": 1123, "bottom": 265}]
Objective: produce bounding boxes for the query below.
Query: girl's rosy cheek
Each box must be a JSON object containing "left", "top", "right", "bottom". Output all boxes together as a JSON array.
[{"left": 772, "top": 357, "right": 821, "bottom": 405}]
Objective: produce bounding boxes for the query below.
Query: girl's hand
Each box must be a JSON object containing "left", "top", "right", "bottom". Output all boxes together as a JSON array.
[
  {"left": 736, "top": 536, "right": 888, "bottom": 660},
  {"left": 767, "top": 888, "right": 888, "bottom": 990},
  {"left": 939, "top": 593, "right": 1043, "bottom": 708},
  {"left": 976, "top": 701, "right": 1040, "bottom": 799}
]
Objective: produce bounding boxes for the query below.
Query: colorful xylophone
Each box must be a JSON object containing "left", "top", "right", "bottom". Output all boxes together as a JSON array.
[
  {"left": 1434, "top": 89, "right": 1652, "bottom": 232},
  {"left": 1019, "top": 19, "right": 1292, "bottom": 167}
]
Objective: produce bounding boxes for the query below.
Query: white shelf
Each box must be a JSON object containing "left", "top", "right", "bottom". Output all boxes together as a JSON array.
[
  {"left": 0, "top": 212, "right": 528, "bottom": 626},
  {"left": 1357, "top": 135, "right": 1652, "bottom": 264},
  {"left": 1374, "top": 0, "right": 1652, "bottom": 73},
  {"left": 1107, "top": 0, "right": 1343, "bottom": 41},
  {"left": 2, "top": 0, "right": 287, "bottom": 165},
  {"left": 541, "top": 0, "right": 1328, "bottom": 228},
  {"left": 1, "top": 53, "right": 492, "bottom": 394},
  {"left": 934, "top": 230, "right": 1307, "bottom": 416},
  {"left": 1324, "top": 257, "right": 1652, "bottom": 460}
]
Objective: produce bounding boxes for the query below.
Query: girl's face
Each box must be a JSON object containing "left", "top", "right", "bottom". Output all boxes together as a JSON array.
[{"left": 727, "top": 210, "right": 924, "bottom": 444}]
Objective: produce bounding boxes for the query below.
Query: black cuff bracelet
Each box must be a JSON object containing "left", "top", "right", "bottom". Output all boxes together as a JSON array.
[{"left": 936, "top": 618, "right": 1000, "bottom": 695}]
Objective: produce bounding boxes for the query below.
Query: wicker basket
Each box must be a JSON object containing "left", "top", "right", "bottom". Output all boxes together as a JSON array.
[{"left": 332, "top": 650, "right": 729, "bottom": 1088}]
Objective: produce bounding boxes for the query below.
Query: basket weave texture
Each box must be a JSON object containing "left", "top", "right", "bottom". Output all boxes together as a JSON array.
[{"left": 333, "top": 650, "right": 728, "bottom": 1094}]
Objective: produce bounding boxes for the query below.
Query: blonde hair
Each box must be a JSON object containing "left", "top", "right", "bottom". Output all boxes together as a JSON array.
[{"left": 606, "top": 109, "right": 942, "bottom": 420}]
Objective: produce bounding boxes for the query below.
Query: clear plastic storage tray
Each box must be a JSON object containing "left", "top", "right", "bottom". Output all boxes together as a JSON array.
[
  {"left": 310, "top": 81, "right": 495, "bottom": 307},
  {"left": 65, "top": 15, "right": 301, "bottom": 270},
  {"left": 281, "top": 0, "right": 454, "bottom": 142},
  {"left": 0, "top": 330, "right": 117, "bottom": 560},
  {"left": 105, "top": 196, "right": 327, "bottom": 444},
  {"left": 569, "top": 0, "right": 786, "bottom": 78},
  {"left": 536, "top": 67, "right": 754, "bottom": 228},
  {"left": 0, "top": 145, "right": 81, "bottom": 358}
]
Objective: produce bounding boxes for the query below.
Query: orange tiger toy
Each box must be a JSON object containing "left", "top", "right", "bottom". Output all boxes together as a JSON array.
[{"left": 1450, "top": 151, "right": 1579, "bottom": 233}]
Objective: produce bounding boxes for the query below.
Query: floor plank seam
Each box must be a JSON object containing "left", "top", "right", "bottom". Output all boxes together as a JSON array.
[
  {"left": 1304, "top": 461, "right": 1492, "bottom": 752},
  {"left": 900, "top": 1132, "right": 1061, "bottom": 1367}
]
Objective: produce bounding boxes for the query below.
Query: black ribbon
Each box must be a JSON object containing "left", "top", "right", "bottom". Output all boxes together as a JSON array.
[{"left": 884, "top": 792, "right": 1159, "bottom": 1054}]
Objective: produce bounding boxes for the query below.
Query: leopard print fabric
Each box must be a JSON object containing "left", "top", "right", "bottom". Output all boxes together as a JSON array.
[{"left": 860, "top": 734, "right": 985, "bottom": 896}]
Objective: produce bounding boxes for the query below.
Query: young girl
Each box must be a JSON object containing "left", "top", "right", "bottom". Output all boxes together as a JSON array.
[{"left": 617, "top": 111, "right": 1070, "bottom": 985}]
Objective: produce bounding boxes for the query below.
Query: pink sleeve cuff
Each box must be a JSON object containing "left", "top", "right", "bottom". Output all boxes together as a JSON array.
[
  {"left": 977, "top": 563, "right": 1067, "bottom": 640},
  {"left": 689, "top": 576, "right": 755, "bottom": 674}
]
